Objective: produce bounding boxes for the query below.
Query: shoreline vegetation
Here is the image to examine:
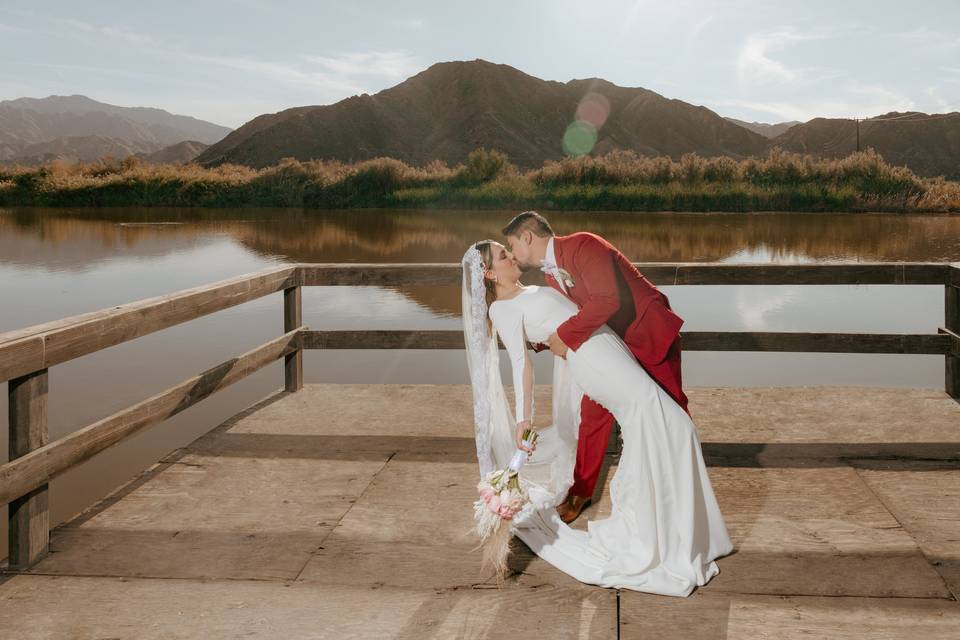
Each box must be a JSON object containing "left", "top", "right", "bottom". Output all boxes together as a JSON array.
[{"left": 1, "top": 148, "right": 958, "bottom": 213}]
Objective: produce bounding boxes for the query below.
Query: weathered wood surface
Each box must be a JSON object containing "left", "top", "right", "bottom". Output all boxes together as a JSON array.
[
  {"left": 619, "top": 591, "right": 960, "bottom": 640},
  {"left": 0, "top": 330, "right": 301, "bottom": 506},
  {"left": 283, "top": 286, "right": 303, "bottom": 392},
  {"left": 857, "top": 465, "right": 960, "bottom": 599},
  {"left": 302, "top": 329, "right": 954, "bottom": 354},
  {"left": 947, "top": 280, "right": 960, "bottom": 399},
  {"left": 7, "top": 369, "right": 49, "bottom": 569},
  {"left": 1, "top": 384, "right": 957, "bottom": 638},
  {"left": 0, "top": 265, "right": 296, "bottom": 383},
  {"left": 3, "top": 263, "right": 949, "bottom": 384}
]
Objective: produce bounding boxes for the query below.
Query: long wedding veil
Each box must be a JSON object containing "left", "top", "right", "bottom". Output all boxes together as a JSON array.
[
  {"left": 461, "top": 245, "right": 583, "bottom": 521},
  {"left": 461, "top": 244, "right": 517, "bottom": 479}
]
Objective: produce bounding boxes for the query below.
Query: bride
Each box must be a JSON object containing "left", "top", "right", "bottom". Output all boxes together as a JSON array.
[{"left": 462, "top": 239, "right": 733, "bottom": 597}]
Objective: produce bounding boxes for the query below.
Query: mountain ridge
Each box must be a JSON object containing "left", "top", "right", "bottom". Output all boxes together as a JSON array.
[
  {"left": 197, "top": 59, "right": 770, "bottom": 168},
  {"left": 196, "top": 59, "right": 959, "bottom": 178},
  {"left": 0, "top": 95, "right": 230, "bottom": 165}
]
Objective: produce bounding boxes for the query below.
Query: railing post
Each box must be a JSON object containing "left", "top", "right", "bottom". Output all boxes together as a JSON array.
[
  {"left": 284, "top": 285, "right": 303, "bottom": 392},
  {"left": 946, "top": 267, "right": 960, "bottom": 401},
  {"left": 8, "top": 368, "right": 49, "bottom": 569}
]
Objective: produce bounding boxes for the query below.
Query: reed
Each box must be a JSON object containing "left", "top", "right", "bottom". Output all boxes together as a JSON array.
[{"left": 1, "top": 147, "right": 956, "bottom": 212}]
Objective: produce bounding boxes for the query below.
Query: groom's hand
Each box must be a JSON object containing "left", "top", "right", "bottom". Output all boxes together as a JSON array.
[{"left": 547, "top": 332, "right": 569, "bottom": 359}]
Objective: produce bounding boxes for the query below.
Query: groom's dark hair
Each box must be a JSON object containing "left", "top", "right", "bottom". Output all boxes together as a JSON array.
[{"left": 502, "top": 210, "right": 554, "bottom": 238}]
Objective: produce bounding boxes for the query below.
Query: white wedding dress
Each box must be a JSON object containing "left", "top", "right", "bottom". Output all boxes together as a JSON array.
[{"left": 485, "top": 284, "right": 733, "bottom": 597}]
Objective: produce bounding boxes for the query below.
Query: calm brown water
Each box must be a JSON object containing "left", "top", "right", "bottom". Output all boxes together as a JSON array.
[{"left": 2, "top": 206, "right": 959, "bottom": 556}]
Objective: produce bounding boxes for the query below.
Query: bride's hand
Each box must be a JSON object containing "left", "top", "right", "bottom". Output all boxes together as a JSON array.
[{"left": 516, "top": 420, "right": 536, "bottom": 452}]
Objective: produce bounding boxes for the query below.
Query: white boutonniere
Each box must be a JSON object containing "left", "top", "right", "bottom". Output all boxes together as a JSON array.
[{"left": 557, "top": 268, "right": 575, "bottom": 289}]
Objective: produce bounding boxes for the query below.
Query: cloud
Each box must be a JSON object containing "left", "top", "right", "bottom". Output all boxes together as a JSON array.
[
  {"left": 60, "top": 18, "right": 155, "bottom": 46},
  {"left": 193, "top": 54, "right": 366, "bottom": 95},
  {"left": 302, "top": 52, "right": 422, "bottom": 82},
  {"left": 894, "top": 27, "right": 960, "bottom": 52},
  {"left": 716, "top": 82, "right": 917, "bottom": 122},
  {"left": 52, "top": 16, "right": 422, "bottom": 100},
  {"left": 736, "top": 28, "right": 829, "bottom": 85},
  {"left": 925, "top": 86, "right": 959, "bottom": 113}
]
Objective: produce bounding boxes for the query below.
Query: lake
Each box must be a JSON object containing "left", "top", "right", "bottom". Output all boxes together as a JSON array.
[{"left": 2, "top": 206, "right": 959, "bottom": 555}]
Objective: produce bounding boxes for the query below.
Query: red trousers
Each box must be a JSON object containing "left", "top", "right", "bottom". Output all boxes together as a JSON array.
[{"left": 567, "top": 336, "right": 688, "bottom": 498}]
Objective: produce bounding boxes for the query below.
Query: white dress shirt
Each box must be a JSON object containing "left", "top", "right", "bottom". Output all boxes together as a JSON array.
[{"left": 542, "top": 236, "right": 567, "bottom": 294}]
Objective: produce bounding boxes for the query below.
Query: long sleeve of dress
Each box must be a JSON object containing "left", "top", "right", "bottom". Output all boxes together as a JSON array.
[{"left": 489, "top": 300, "right": 535, "bottom": 424}]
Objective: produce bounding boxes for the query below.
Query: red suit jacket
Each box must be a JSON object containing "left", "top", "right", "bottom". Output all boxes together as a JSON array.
[{"left": 542, "top": 232, "right": 689, "bottom": 412}]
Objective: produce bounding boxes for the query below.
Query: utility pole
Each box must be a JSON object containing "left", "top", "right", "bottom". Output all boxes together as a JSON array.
[{"left": 855, "top": 117, "right": 861, "bottom": 153}]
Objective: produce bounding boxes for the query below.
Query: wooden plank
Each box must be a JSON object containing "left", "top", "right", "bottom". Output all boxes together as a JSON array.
[
  {"left": 946, "top": 281, "right": 960, "bottom": 400},
  {"left": 857, "top": 466, "right": 960, "bottom": 600},
  {"left": 0, "top": 265, "right": 297, "bottom": 383},
  {"left": 297, "top": 453, "right": 588, "bottom": 591},
  {"left": 686, "top": 467, "right": 951, "bottom": 598},
  {"left": 0, "top": 330, "right": 301, "bottom": 506},
  {"left": 620, "top": 591, "right": 960, "bottom": 640},
  {"left": 724, "top": 594, "right": 960, "bottom": 639},
  {"left": 0, "top": 576, "right": 618, "bottom": 639},
  {"left": 301, "top": 329, "right": 953, "bottom": 354},
  {"left": 669, "top": 262, "right": 950, "bottom": 285},
  {"left": 283, "top": 286, "right": 303, "bottom": 392},
  {"left": 7, "top": 368, "right": 49, "bottom": 569},
  {"left": 297, "top": 262, "right": 951, "bottom": 287},
  {"left": 299, "top": 263, "right": 464, "bottom": 287},
  {"left": 682, "top": 331, "right": 952, "bottom": 354},
  {"left": 36, "top": 453, "right": 386, "bottom": 581},
  {"left": 0, "top": 336, "right": 43, "bottom": 390}
]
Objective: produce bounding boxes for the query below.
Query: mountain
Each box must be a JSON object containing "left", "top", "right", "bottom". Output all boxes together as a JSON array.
[
  {"left": 0, "top": 95, "right": 230, "bottom": 165},
  {"left": 725, "top": 117, "right": 800, "bottom": 139},
  {"left": 198, "top": 59, "right": 769, "bottom": 168},
  {"left": 3, "top": 135, "right": 162, "bottom": 165},
  {"left": 768, "top": 112, "right": 960, "bottom": 179},
  {"left": 136, "top": 140, "right": 209, "bottom": 164}
]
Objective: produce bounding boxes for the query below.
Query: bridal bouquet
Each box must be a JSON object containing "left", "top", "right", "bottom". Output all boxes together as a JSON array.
[{"left": 473, "top": 428, "right": 539, "bottom": 580}]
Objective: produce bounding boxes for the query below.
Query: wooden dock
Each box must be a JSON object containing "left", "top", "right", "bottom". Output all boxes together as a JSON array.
[
  {"left": 2, "top": 261, "right": 959, "bottom": 637},
  {"left": 1, "top": 383, "right": 958, "bottom": 638}
]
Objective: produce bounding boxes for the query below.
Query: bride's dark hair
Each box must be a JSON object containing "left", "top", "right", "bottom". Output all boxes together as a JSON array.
[{"left": 473, "top": 240, "right": 499, "bottom": 335}]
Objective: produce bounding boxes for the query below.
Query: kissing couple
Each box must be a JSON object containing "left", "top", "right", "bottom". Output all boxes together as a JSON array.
[{"left": 461, "top": 210, "right": 733, "bottom": 596}]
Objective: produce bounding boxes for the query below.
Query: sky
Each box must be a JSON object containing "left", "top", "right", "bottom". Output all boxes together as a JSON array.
[{"left": 1, "top": 0, "right": 958, "bottom": 129}]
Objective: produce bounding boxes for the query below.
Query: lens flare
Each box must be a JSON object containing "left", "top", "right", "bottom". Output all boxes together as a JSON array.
[
  {"left": 576, "top": 92, "right": 610, "bottom": 129},
  {"left": 562, "top": 92, "right": 609, "bottom": 157},
  {"left": 562, "top": 121, "right": 598, "bottom": 157}
]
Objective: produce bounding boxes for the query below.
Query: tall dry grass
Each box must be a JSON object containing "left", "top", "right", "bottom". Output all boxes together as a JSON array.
[{"left": 0, "top": 147, "right": 956, "bottom": 212}]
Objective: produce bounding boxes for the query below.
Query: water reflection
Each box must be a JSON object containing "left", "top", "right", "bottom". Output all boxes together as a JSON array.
[
  {"left": 3, "top": 206, "right": 958, "bottom": 320},
  {"left": 4, "top": 207, "right": 960, "bottom": 267}
]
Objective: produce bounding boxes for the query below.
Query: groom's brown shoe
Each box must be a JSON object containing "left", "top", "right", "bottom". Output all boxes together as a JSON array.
[{"left": 559, "top": 495, "right": 592, "bottom": 524}]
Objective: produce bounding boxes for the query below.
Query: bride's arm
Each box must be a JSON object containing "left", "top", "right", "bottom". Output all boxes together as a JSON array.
[{"left": 489, "top": 302, "right": 535, "bottom": 439}]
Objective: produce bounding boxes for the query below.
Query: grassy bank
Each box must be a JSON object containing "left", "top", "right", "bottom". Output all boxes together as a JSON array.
[{"left": 1, "top": 148, "right": 958, "bottom": 212}]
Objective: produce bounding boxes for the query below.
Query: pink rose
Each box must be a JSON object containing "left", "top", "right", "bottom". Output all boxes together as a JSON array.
[
  {"left": 480, "top": 487, "right": 495, "bottom": 502},
  {"left": 487, "top": 495, "right": 501, "bottom": 512}
]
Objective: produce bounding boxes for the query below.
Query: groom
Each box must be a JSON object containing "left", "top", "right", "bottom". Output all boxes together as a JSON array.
[{"left": 502, "top": 210, "right": 689, "bottom": 524}]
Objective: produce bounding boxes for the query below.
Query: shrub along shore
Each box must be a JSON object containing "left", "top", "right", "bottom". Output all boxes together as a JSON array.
[{"left": 1, "top": 148, "right": 958, "bottom": 212}]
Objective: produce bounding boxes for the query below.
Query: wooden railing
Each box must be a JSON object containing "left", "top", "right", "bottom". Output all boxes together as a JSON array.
[{"left": 2, "top": 262, "right": 959, "bottom": 570}]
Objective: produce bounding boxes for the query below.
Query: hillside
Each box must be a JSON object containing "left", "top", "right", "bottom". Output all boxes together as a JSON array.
[
  {"left": 136, "top": 140, "right": 209, "bottom": 164},
  {"left": 725, "top": 117, "right": 800, "bottom": 138},
  {"left": 769, "top": 112, "right": 960, "bottom": 179},
  {"left": 198, "top": 59, "right": 769, "bottom": 168},
  {"left": 0, "top": 95, "right": 229, "bottom": 165},
  {"left": 3, "top": 135, "right": 161, "bottom": 165}
]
